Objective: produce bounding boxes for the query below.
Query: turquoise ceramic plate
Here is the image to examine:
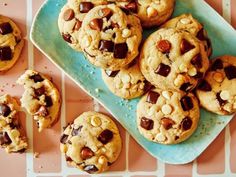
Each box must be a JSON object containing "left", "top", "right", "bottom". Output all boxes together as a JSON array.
[{"left": 31, "top": 0, "right": 236, "bottom": 164}]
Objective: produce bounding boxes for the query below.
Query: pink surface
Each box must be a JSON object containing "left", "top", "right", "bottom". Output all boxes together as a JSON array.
[{"left": 0, "top": 0, "right": 236, "bottom": 177}]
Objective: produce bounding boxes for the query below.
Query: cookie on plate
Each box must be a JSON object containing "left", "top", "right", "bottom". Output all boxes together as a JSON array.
[
  {"left": 17, "top": 70, "right": 61, "bottom": 132},
  {"left": 196, "top": 55, "right": 236, "bottom": 115},
  {"left": 0, "top": 15, "right": 24, "bottom": 72},
  {"left": 102, "top": 58, "right": 147, "bottom": 99},
  {"left": 140, "top": 28, "right": 209, "bottom": 92},
  {"left": 60, "top": 111, "right": 122, "bottom": 174},
  {"left": 114, "top": 0, "right": 175, "bottom": 28},
  {"left": 162, "top": 14, "right": 212, "bottom": 56},
  {"left": 58, "top": 0, "right": 108, "bottom": 51},
  {"left": 0, "top": 94, "right": 28, "bottom": 153},
  {"left": 79, "top": 4, "right": 142, "bottom": 70},
  {"left": 137, "top": 88, "right": 200, "bottom": 144}
]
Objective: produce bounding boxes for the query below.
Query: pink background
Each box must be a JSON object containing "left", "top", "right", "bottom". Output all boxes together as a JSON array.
[{"left": 0, "top": 0, "right": 236, "bottom": 176}]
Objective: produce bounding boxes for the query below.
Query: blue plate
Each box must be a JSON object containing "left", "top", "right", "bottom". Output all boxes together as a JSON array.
[{"left": 31, "top": 0, "right": 236, "bottom": 164}]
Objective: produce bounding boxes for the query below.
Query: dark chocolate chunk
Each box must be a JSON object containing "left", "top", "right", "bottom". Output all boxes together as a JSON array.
[
  {"left": 140, "top": 117, "right": 154, "bottom": 130},
  {"left": 194, "top": 72, "right": 204, "bottom": 79},
  {"left": 155, "top": 63, "right": 171, "bottom": 77},
  {"left": 161, "top": 117, "right": 175, "bottom": 130},
  {"left": 180, "top": 39, "right": 195, "bottom": 54},
  {"left": 0, "top": 22, "right": 13, "bottom": 35},
  {"left": 197, "top": 80, "right": 212, "bottom": 91},
  {"left": 157, "top": 40, "right": 172, "bottom": 53},
  {"left": 60, "top": 134, "right": 68, "bottom": 144},
  {"left": 114, "top": 43, "right": 128, "bottom": 59},
  {"left": 0, "top": 132, "right": 12, "bottom": 145},
  {"left": 73, "top": 20, "right": 82, "bottom": 31},
  {"left": 224, "top": 65, "right": 236, "bottom": 80},
  {"left": 146, "top": 91, "right": 160, "bottom": 104},
  {"left": 211, "top": 59, "right": 223, "bottom": 71},
  {"left": 0, "top": 103, "right": 11, "bottom": 117},
  {"left": 175, "top": 136, "right": 179, "bottom": 140},
  {"left": 0, "top": 46, "right": 12, "bottom": 60},
  {"left": 180, "top": 82, "right": 193, "bottom": 92},
  {"left": 196, "top": 28, "right": 205, "bottom": 41},
  {"left": 62, "top": 33, "right": 72, "bottom": 43},
  {"left": 79, "top": 2, "right": 94, "bottom": 13},
  {"left": 81, "top": 147, "right": 94, "bottom": 160},
  {"left": 99, "top": 8, "right": 113, "bottom": 20},
  {"left": 89, "top": 18, "right": 103, "bottom": 31},
  {"left": 105, "top": 70, "right": 119, "bottom": 77},
  {"left": 34, "top": 87, "right": 45, "bottom": 97},
  {"left": 99, "top": 40, "right": 114, "bottom": 52},
  {"left": 181, "top": 117, "right": 192, "bottom": 130},
  {"left": 71, "top": 125, "right": 82, "bottom": 136},
  {"left": 180, "top": 96, "right": 193, "bottom": 111},
  {"left": 98, "top": 129, "right": 113, "bottom": 144},
  {"left": 84, "top": 165, "right": 98, "bottom": 174},
  {"left": 127, "top": 59, "right": 137, "bottom": 68},
  {"left": 45, "top": 96, "right": 53, "bottom": 107},
  {"left": 125, "top": 1, "right": 138, "bottom": 13},
  {"left": 16, "top": 148, "right": 26, "bottom": 153},
  {"left": 143, "top": 80, "right": 154, "bottom": 93},
  {"left": 63, "top": 9, "right": 74, "bottom": 21},
  {"left": 65, "top": 155, "right": 72, "bottom": 161},
  {"left": 191, "top": 54, "right": 202, "bottom": 69},
  {"left": 29, "top": 74, "right": 44, "bottom": 83},
  {"left": 216, "top": 92, "right": 227, "bottom": 106}
]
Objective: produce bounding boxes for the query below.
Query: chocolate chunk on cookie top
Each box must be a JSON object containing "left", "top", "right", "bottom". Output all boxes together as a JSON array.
[
  {"left": 17, "top": 70, "right": 61, "bottom": 132},
  {"left": 137, "top": 88, "right": 200, "bottom": 144},
  {"left": 196, "top": 56, "right": 236, "bottom": 115},
  {"left": 60, "top": 111, "right": 122, "bottom": 174},
  {"left": 79, "top": 4, "right": 142, "bottom": 70}
]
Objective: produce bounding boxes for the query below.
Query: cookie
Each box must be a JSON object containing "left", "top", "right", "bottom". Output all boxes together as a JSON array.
[
  {"left": 162, "top": 14, "right": 212, "bottom": 56},
  {"left": 114, "top": 0, "right": 175, "bottom": 28},
  {"left": 17, "top": 70, "right": 61, "bottom": 132},
  {"left": 79, "top": 4, "right": 142, "bottom": 70},
  {"left": 101, "top": 58, "right": 147, "bottom": 99},
  {"left": 196, "top": 56, "right": 236, "bottom": 115},
  {"left": 140, "top": 28, "right": 209, "bottom": 92},
  {"left": 137, "top": 89, "right": 200, "bottom": 144},
  {"left": 0, "top": 15, "right": 24, "bottom": 72},
  {"left": 58, "top": 0, "right": 108, "bottom": 51},
  {"left": 0, "top": 94, "right": 28, "bottom": 153},
  {"left": 60, "top": 111, "right": 122, "bottom": 174}
]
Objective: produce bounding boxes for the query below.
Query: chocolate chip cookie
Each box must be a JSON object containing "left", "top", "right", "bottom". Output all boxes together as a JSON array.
[
  {"left": 140, "top": 28, "right": 209, "bottom": 92},
  {"left": 137, "top": 89, "right": 200, "bottom": 144},
  {"left": 0, "top": 94, "right": 27, "bottom": 153},
  {"left": 17, "top": 70, "right": 61, "bottom": 132},
  {"left": 114, "top": 0, "right": 175, "bottom": 28},
  {"left": 0, "top": 15, "right": 24, "bottom": 72},
  {"left": 58, "top": 0, "right": 108, "bottom": 51},
  {"left": 79, "top": 4, "right": 142, "bottom": 70},
  {"left": 60, "top": 111, "right": 122, "bottom": 174},
  {"left": 196, "top": 55, "right": 236, "bottom": 115},
  {"left": 101, "top": 58, "right": 147, "bottom": 99},
  {"left": 162, "top": 14, "right": 212, "bottom": 56}
]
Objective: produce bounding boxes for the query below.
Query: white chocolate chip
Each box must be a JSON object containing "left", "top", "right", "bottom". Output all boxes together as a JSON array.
[
  {"left": 0, "top": 119, "right": 7, "bottom": 127},
  {"left": 188, "top": 67, "right": 197, "bottom": 76},
  {"left": 213, "top": 72, "right": 224, "bottom": 83},
  {"left": 98, "top": 155, "right": 107, "bottom": 164},
  {"left": 220, "top": 90, "right": 230, "bottom": 100},
  {"left": 174, "top": 75, "right": 184, "bottom": 87},
  {"left": 121, "top": 75, "right": 131, "bottom": 83},
  {"left": 10, "top": 129, "right": 20, "bottom": 138},
  {"left": 148, "top": 106, "right": 156, "bottom": 117},
  {"left": 179, "top": 63, "right": 188, "bottom": 72},
  {"left": 101, "top": 147, "right": 107, "bottom": 153},
  {"left": 223, "top": 103, "right": 233, "bottom": 112},
  {"left": 161, "top": 104, "right": 172, "bottom": 115},
  {"left": 147, "top": 6, "right": 158, "bottom": 18},
  {"left": 122, "top": 29, "right": 131, "bottom": 38},
  {"left": 162, "top": 91, "right": 172, "bottom": 100},
  {"left": 155, "top": 133, "right": 166, "bottom": 142},
  {"left": 91, "top": 116, "right": 101, "bottom": 127},
  {"left": 180, "top": 18, "right": 191, "bottom": 24}
]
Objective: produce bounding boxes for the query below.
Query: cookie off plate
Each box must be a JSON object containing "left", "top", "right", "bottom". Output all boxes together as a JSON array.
[{"left": 31, "top": 0, "right": 236, "bottom": 164}]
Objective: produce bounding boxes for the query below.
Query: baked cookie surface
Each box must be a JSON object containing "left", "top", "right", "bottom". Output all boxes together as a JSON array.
[
  {"left": 137, "top": 88, "right": 200, "bottom": 144},
  {"left": 140, "top": 28, "right": 209, "bottom": 92},
  {"left": 0, "top": 15, "right": 24, "bottom": 72},
  {"left": 196, "top": 55, "right": 236, "bottom": 115},
  {"left": 0, "top": 94, "right": 27, "bottom": 153},
  {"left": 60, "top": 111, "right": 122, "bottom": 174},
  {"left": 79, "top": 4, "right": 142, "bottom": 70},
  {"left": 17, "top": 70, "right": 61, "bottom": 132}
]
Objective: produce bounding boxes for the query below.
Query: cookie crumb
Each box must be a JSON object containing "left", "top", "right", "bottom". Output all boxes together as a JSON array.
[
  {"left": 4, "top": 3, "right": 7, "bottom": 6},
  {"left": 34, "top": 152, "right": 40, "bottom": 158}
]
